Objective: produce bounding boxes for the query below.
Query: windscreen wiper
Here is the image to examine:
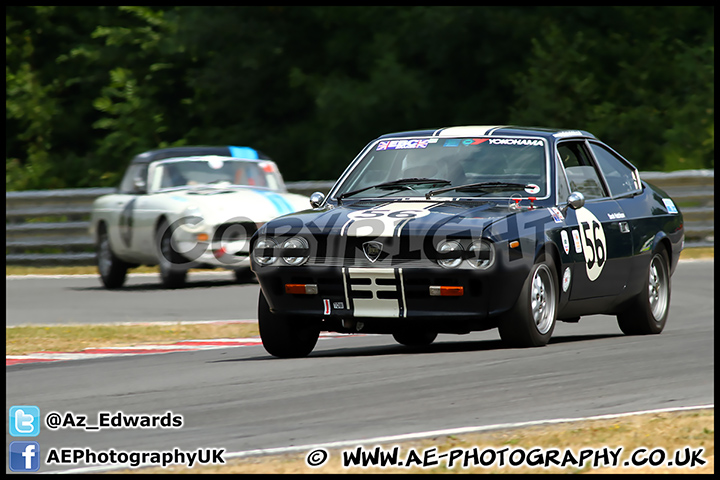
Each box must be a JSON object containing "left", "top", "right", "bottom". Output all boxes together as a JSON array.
[
  {"left": 425, "top": 181, "right": 528, "bottom": 199},
  {"left": 338, "top": 178, "right": 451, "bottom": 203}
]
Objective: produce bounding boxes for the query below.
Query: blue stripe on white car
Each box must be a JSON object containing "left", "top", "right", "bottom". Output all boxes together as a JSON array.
[
  {"left": 254, "top": 190, "right": 294, "bottom": 216},
  {"left": 229, "top": 146, "right": 259, "bottom": 159}
]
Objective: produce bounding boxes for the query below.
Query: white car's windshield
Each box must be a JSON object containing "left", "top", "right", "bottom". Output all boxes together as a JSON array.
[
  {"left": 151, "top": 156, "right": 285, "bottom": 192},
  {"left": 335, "top": 136, "right": 549, "bottom": 200}
]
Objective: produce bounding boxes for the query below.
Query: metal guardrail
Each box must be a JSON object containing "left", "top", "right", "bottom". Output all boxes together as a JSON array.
[{"left": 6, "top": 172, "right": 713, "bottom": 266}]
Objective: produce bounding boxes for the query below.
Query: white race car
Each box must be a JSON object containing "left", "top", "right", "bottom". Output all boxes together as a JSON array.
[{"left": 90, "top": 146, "right": 310, "bottom": 288}]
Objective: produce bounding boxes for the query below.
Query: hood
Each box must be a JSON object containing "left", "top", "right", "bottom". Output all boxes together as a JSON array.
[
  {"left": 160, "top": 187, "right": 310, "bottom": 224},
  {"left": 256, "top": 198, "right": 534, "bottom": 267},
  {"left": 262, "top": 199, "right": 518, "bottom": 239}
]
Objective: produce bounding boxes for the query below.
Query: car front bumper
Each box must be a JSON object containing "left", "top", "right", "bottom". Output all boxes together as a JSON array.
[
  {"left": 173, "top": 220, "right": 258, "bottom": 269},
  {"left": 254, "top": 260, "right": 531, "bottom": 331}
]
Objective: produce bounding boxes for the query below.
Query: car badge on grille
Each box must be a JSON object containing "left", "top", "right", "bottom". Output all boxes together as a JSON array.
[{"left": 362, "top": 241, "right": 383, "bottom": 263}]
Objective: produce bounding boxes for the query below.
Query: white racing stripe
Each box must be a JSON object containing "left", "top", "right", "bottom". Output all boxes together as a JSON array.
[
  {"left": 340, "top": 201, "right": 436, "bottom": 237},
  {"left": 434, "top": 125, "right": 504, "bottom": 137}
]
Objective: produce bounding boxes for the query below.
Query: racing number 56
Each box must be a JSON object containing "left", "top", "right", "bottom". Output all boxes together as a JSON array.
[
  {"left": 352, "top": 209, "right": 422, "bottom": 219},
  {"left": 581, "top": 220, "right": 605, "bottom": 269},
  {"left": 575, "top": 208, "right": 607, "bottom": 282}
]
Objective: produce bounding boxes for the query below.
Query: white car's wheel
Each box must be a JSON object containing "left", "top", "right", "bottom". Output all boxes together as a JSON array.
[
  {"left": 156, "top": 219, "right": 188, "bottom": 289},
  {"left": 96, "top": 225, "right": 129, "bottom": 289}
]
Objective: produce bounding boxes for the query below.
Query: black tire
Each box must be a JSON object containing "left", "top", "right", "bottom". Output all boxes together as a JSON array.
[
  {"left": 96, "top": 225, "right": 129, "bottom": 289},
  {"left": 233, "top": 267, "right": 256, "bottom": 284},
  {"left": 258, "top": 290, "right": 320, "bottom": 358},
  {"left": 392, "top": 330, "right": 438, "bottom": 347},
  {"left": 156, "top": 219, "right": 188, "bottom": 289},
  {"left": 498, "top": 254, "right": 558, "bottom": 347},
  {"left": 617, "top": 247, "right": 670, "bottom": 335}
]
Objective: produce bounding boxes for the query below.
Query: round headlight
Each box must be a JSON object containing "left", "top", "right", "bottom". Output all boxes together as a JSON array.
[
  {"left": 468, "top": 240, "right": 495, "bottom": 269},
  {"left": 281, "top": 237, "right": 309, "bottom": 266},
  {"left": 437, "top": 240, "right": 464, "bottom": 268},
  {"left": 253, "top": 238, "right": 277, "bottom": 265},
  {"left": 182, "top": 205, "right": 204, "bottom": 223}
]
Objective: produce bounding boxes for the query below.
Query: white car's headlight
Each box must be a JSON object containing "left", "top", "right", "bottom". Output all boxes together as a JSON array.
[
  {"left": 468, "top": 240, "right": 495, "bottom": 269},
  {"left": 281, "top": 237, "right": 309, "bottom": 266},
  {"left": 254, "top": 238, "right": 278, "bottom": 265},
  {"left": 436, "top": 240, "right": 464, "bottom": 268},
  {"left": 181, "top": 205, "right": 204, "bottom": 224}
]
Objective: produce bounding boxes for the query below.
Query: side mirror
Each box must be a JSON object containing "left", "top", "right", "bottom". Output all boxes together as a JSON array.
[
  {"left": 309, "top": 191, "right": 325, "bottom": 208},
  {"left": 566, "top": 191, "right": 585, "bottom": 210},
  {"left": 133, "top": 177, "right": 147, "bottom": 194}
]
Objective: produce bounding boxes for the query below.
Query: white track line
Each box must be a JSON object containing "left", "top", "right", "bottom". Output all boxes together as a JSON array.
[{"left": 44, "top": 404, "right": 714, "bottom": 474}]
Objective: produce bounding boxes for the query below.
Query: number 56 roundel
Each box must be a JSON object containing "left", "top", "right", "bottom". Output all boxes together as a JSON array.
[{"left": 575, "top": 207, "right": 606, "bottom": 281}]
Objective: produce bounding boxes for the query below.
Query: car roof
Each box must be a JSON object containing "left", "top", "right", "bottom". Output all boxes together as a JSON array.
[
  {"left": 131, "top": 146, "right": 271, "bottom": 164},
  {"left": 154, "top": 154, "right": 269, "bottom": 164},
  {"left": 375, "top": 125, "right": 596, "bottom": 141}
]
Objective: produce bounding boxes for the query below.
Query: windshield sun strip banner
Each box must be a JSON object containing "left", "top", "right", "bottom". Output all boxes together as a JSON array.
[{"left": 334, "top": 136, "right": 552, "bottom": 201}]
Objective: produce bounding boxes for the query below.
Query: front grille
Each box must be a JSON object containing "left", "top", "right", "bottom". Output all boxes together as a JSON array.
[{"left": 303, "top": 234, "right": 437, "bottom": 268}]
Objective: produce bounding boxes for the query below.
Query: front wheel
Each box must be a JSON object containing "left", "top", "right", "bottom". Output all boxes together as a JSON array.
[
  {"left": 258, "top": 291, "right": 320, "bottom": 358},
  {"left": 156, "top": 219, "right": 188, "bottom": 289},
  {"left": 616, "top": 248, "right": 670, "bottom": 335},
  {"left": 498, "top": 254, "right": 558, "bottom": 347},
  {"left": 96, "top": 226, "right": 129, "bottom": 289}
]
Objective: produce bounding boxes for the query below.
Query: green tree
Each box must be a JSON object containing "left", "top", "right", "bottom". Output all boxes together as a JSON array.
[
  {"left": 509, "top": 6, "right": 714, "bottom": 171},
  {"left": 80, "top": 6, "right": 192, "bottom": 184},
  {"left": 6, "top": 6, "right": 714, "bottom": 191},
  {"left": 6, "top": 6, "right": 189, "bottom": 190}
]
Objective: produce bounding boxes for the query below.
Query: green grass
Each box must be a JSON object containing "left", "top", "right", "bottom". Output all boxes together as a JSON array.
[{"left": 6, "top": 322, "right": 260, "bottom": 356}]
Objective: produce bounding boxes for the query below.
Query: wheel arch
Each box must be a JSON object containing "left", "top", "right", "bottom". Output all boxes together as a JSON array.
[
  {"left": 94, "top": 219, "right": 108, "bottom": 244},
  {"left": 535, "top": 240, "right": 562, "bottom": 287},
  {"left": 154, "top": 214, "right": 170, "bottom": 233},
  {"left": 652, "top": 232, "right": 673, "bottom": 269}
]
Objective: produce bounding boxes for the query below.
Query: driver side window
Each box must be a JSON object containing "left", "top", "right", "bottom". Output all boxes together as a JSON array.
[
  {"left": 119, "top": 164, "right": 148, "bottom": 194},
  {"left": 588, "top": 142, "right": 640, "bottom": 197},
  {"left": 557, "top": 141, "right": 608, "bottom": 200}
]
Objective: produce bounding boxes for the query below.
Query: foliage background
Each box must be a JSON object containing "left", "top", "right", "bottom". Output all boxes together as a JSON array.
[{"left": 6, "top": 6, "right": 714, "bottom": 191}]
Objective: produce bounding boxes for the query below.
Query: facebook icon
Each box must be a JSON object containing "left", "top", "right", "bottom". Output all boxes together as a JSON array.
[{"left": 9, "top": 441, "right": 41, "bottom": 472}]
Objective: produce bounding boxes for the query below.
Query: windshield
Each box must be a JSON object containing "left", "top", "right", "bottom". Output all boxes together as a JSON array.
[
  {"left": 334, "top": 136, "right": 549, "bottom": 200},
  {"left": 149, "top": 156, "right": 285, "bottom": 192}
]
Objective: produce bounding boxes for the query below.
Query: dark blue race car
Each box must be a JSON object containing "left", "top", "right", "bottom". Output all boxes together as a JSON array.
[{"left": 250, "top": 126, "right": 684, "bottom": 358}]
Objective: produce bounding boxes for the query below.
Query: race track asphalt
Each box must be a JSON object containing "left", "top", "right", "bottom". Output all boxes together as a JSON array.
[{"left": 5, "top": 260, "right": 714, "bottom": 473}]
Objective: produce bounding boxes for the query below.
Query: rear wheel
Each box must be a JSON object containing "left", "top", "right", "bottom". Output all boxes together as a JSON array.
[
  {"left": 156, "top": 219, "right": 188, "bottom": 289},
  {"left": 392, "top": 330, "right": 438, "bottom": 347},
  {"left": 617, "top": 247, "right": 670, "bottom": 335},
  {"left": 498, "top": 254, "right": 558, "bottom": 347},
  {"left": 258, "top": 291, "right": 320, "bottom": 358},
  {"left": 96, "top": 225, "right": 129, "bottom": 289}
]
